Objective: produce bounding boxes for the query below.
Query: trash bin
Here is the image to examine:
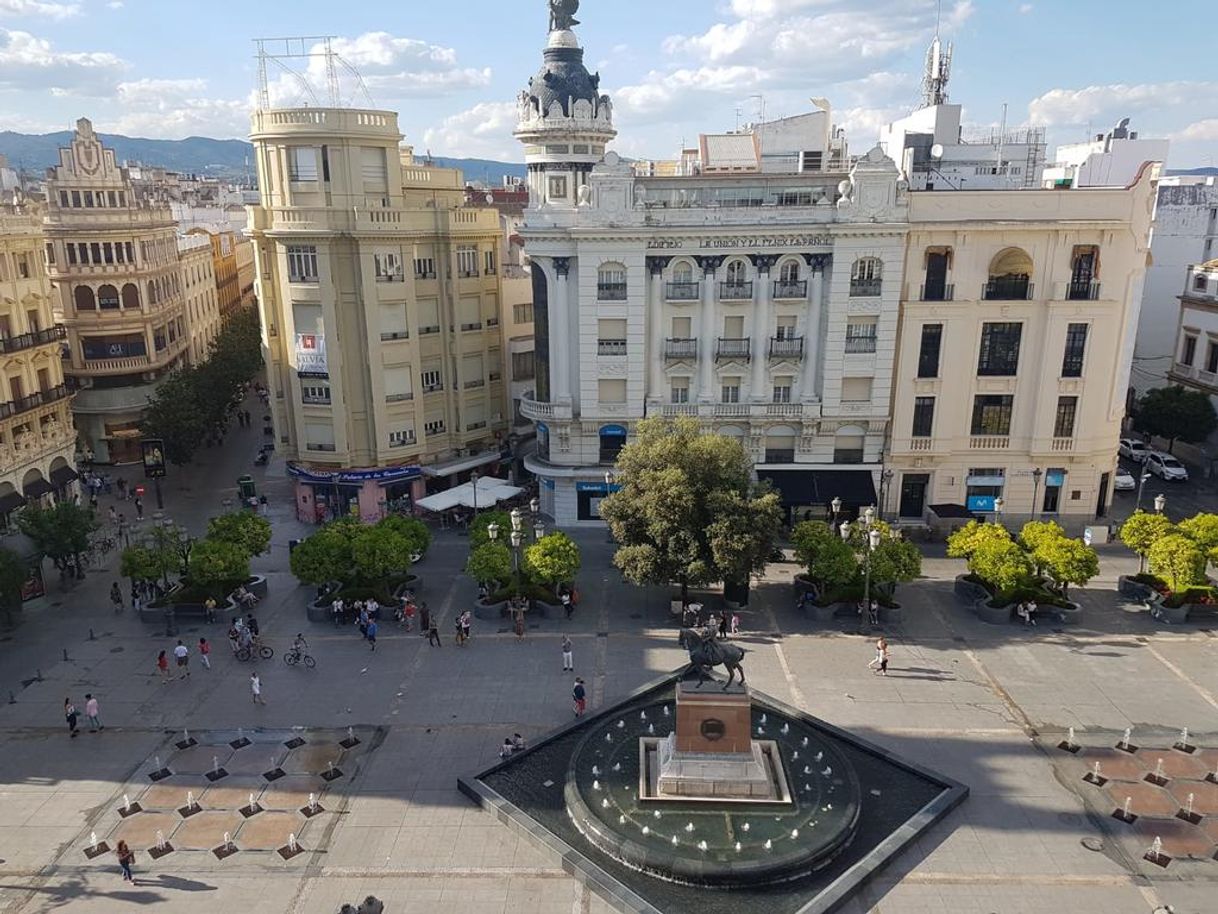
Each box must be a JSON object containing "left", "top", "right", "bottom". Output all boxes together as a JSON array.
[{"left": 237, "top": 475, "right": 256, "bottom": 500}]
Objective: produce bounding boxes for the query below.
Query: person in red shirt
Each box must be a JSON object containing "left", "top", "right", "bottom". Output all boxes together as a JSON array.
[
  {"left": 198, "top": 638, "right": 212, "bottom": 670},
  {"left": 156, "top": 650, "right": 170, "bottom": 682}
]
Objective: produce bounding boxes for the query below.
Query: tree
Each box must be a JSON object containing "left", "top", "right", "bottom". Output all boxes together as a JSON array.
[
  {"left": 207, "top": 512, "right": 272, "bottom": 558},
  {"left": 599, "top": 418, "right": 779, "bottom": 600},
  {"left": 946, "top": 520, "right": 1011, "bottom": 560},
  {"left": 867, "top": 537, "right": 923, "bottom": 599},
  {"left": 376, "top": 515, "right": 432, "bottom": 557},
  {"left": 466, "top": 542, "right": 514, "bottom": 587},
  {"left": 969, "top": 540, "right": 1034, "bottom": 596},
  {"left": 1149, "top": 534, "right": 1207, "bottom": 593},
  {"left": 1019, "top": 520, "right": 1066, "bottom": 575},
  {"left": 351, "top": 526, "right": 412, "bottom": 582},
  {"left": 15, "top": 503, "right": 98, "bottom": 576},
  {"left": 1176, "top": 513, "right": 1218, "bottom": 554},
  {"left": 706, "top": 488, "right": 784, "bottom": 593},
  {"left": 1119, "top": 511, "right": 1174, "bottom": 572},
  {"left": 523, "top": 532, "right": 582, "bottom": 590},
  {"left": 1036, "top": 536, "right": 1099, "bottom": 597},
  {"left": 187, "top": 538, "right": 250, "bottom": 589},
  {"left": 468, "top": 510, "right": 512, "bottom": 549},
  {"left": 119, "top": 544, "right": 174, "bottom": 587},
  {"left": 0, "top": 547, "right": 27, "bottom": 621},
  {"left": 1134, "top": 386, "right": 1218, "bottom": 453},
  {"left": 289, "top": 523, "right": 356, "bottom": 586},
  {"left": 792, "top": 521, "right": 857, "bottom": 593}
]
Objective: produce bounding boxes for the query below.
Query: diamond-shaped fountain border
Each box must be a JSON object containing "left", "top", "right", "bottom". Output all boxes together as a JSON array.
[{"left": 459, "top": 668, "right": 968, "bottom": 914}]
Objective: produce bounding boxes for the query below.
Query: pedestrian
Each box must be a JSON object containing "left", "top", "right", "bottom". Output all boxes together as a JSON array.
[
  {"left": 109, "top": 582, "right": 122, "bottom": 613},
  {"left": 499, "top": 737, "right": 515, "bottom": 759},
  {"left": 718, "top": 613, "right": 729, "bottom": 639},
  {"left": 115, "top": 840, "right": 135, "bottom": 883},
  {"left": 116, "top": 477, "right": 127, "bottom": 501},
  {"left": 246, "top": 613, "right": 260, "bottom": 637},
  {"left": 572, "top": 677, "right": 587, "bottom": 717},
  {"left": 258, "top": 494, "right": 269, "bottom": 516},
  {"left": 64, "top": 697, "right": 80, "bottom": 737},
  {"left": 418, "top": 602, "right": 430, "bottom": 635},
  {"left": 198, "top": 637, "right": 211, "bottom": 670},
  {"left": 427, "top": 616, "right": 441, "bottom": 647},
  {"left": 85, "top": 693, "right": 103, "bottom": 731},
  {"left": 173, "top": 640, "right": 190, "bottom": 678},
  {"left": 108, "top": 505, "right": 117, "bottom": 526},
  {"left": 331, "top": 597, "right": 343, "bottom": 627},
  {"left": 460, "top": 610, "right": 471, "bottom": 643},
  {"left": 156, "top": 650, "right": 170, "bottom": 681},
  {"left": 366, "top": 619, "right": 378, "bottom": 651},
  {"left": 250, "top": 671, "right": 265, "bottom": 704},
  {"left": 227, "top": 623, "right": 240, "bottom": 655},
  {"left": 868, "top": 598, "right": 880, "bottom": 627},
  {"left": 513, "top": 609, "right": 525, "bottom": 641},
  {"left": 133, "top": 496, "right": 143, "bottom": 519},
  {"left": 402, "top": 599, "right": 415, "bottom": 632},
  {"left": 561, "top": 634, "right": 573, "bottom": 672},
  {"left": 868, "top": 637, "right": 886, "bottom": 672},
  {"left": 118, "top": 515, "right": 129, "bottom": 547},
  {"left": 561, "top": 589, "right": 573, "bottom": 620},
  {"left": 730, "top": 612, "right": 741, "bottom": 636}
]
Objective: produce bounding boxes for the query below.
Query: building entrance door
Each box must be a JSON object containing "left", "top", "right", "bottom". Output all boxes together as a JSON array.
[{"left": 898, "top": 474, "right": 929, "bottom": 519}]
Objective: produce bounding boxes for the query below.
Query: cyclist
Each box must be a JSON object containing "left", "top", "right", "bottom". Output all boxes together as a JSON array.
[
  {"left": 109, "top": 582, "right": 123, "bottom": 613},
  {"left": 291, "top": 633, "right": 309, "bottom": 658}
]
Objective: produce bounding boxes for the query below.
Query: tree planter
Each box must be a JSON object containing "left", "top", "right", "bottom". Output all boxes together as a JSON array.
[
  {"left": 1151, "top": 603, "right": 1191, "bottom": 625},
  {"left": 954, "top": 574, "right": 990, "bottom": 605},
  {"left": 1118, "top": 575, "right": 1155, "bottom": 601},
  {"left": 473, "top": 598, "right": 509, "bottom": 621},
  {"left": 243, "top": 575, "right": 269, "bottom": 600},
  {"left": 974, "top": 599, "right": 1016, "bottom": 625},
  {"left": 878, "top": 604, "right": 904, "bottom": 625},
  {"left": 142, "top": 587, "right": 237, "bottom": 623}
]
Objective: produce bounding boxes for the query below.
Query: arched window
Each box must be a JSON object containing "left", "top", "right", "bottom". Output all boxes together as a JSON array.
[
  {"left": 985, "top": 247, "right": 1033, "bottom": 300},
  {"left": 121, "top": 283, "right": 140, "bottom": 310},
  {"left": 780, "top": 260, "right": 801, "bottom": 283},
  {"left": 148, "top": 280, "right": 157, "bottom": 306},
  {"left": 672, "top": 261, "right": 693, "bottom": 283},
  {"left": 722, "top": 260, "right": 751, "bottom": 300},
  {"left": 73, "top": 286, "right": 96, "bottom": 311},
  {"left": 597, "top": 263, "right": 627, "bottom": 301},
  {"left": 726, "top": 260, "right": 747, "bottom": 284},
  {"left": 97, "top": 284, "right": 119, "bottom": 310},
  {"left": 776, "top": 259, "right": 805, "bottom": 298},
  {"left": 667, "top": 261, "right": 698, "bottom": 301},
  {"left": 850, "top": 257, "right": 883, "bottom": 296}
]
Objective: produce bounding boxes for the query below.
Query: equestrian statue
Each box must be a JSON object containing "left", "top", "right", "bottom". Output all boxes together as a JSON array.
[
  {"left": 549, "top": 0, "right": 580, "bottom": 31},
  {"left": 678, "top": 627, "right": 747, "bottom": 690}
]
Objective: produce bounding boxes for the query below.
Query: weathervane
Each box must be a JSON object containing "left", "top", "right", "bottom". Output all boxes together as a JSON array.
[{"left": 549, "top": 0, "right": 579, "bottom": 31}]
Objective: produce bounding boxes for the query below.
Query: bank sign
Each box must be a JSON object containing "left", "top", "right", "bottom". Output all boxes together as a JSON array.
[{"left": 647, "top": 234, "right": 832, "bottom": 250}]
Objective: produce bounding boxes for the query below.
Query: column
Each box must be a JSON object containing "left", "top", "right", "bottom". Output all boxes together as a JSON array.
[
  {"left": 551, "top": 257, "right": 571, "bottom": 404},
  {"left": 646, "top": 256, "right": 671, "bottom": 405},
  {"left": 749, "top": 255, "right": 777, "bottom": 399},
  {"left": 695, "top": 256, "right": 723, "bottom": 402},
  {"left": 801, "top": 254, "right": 830, "bottom": 402}
]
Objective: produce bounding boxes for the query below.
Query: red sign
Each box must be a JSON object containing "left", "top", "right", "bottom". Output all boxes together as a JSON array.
[{"left": 134, "top": 485, "right": 146, "bottom": 497}]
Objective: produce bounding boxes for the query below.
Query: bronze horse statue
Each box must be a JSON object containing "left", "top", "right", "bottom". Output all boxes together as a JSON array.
[{"left": 678, "top": 627, "right": 746, "bottom": 690}]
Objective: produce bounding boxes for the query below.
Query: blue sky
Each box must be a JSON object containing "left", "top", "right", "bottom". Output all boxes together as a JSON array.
[{"left": 1, "top": 0, "right": 1215, "bottom": 168}]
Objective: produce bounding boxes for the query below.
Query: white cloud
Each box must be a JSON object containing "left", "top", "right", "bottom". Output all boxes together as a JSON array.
[
  {"left": 0, "top": 29, "right": 126, "bottom": 94},
  {"left": 421, "top": 100, "right": 519, "bottom": 160},
  {"left": 99, "top": 77, "right": 250, "bottom": 139},
  {"left": 1028, "top": 81, "right": 1218, "bottom": 127},
  {"left": 107, "top": 0, "right": 122, "bottom": 7},
  {"left": 0, "top": 0, "right": 79, "bottom": 20},
  {"left": 1172, "top": 118, "right": 1218, "bottom": 144},
  {"left": 1018, "top": 3, "right": 1034, "bottom": 12},
  {"left": 613, "top": 65, "right": 768, "bottom": 125}
]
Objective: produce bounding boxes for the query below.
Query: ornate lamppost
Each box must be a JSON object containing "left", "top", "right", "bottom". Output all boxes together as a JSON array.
[
  {"left": 1154, "top": 493, "right": 1167, "bottom": 516},
  {"left": 1031, "top": 468, "right": 1043, "bottom": 522},
  {"left": 841, "top": 505, "right": 882, "bottom": 633}
]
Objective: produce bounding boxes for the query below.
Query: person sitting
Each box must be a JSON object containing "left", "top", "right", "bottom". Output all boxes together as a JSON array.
[
  {"left": 236, "top": 585, "right": 258, "bottom": 608},
  {"left": 868, "top": 599, "right": 880, "bottom": 626},
  {"left": 499, "top": 738, "right": 515, "bottom": 759},
  {"left": 511, "top": 733, "right": 526, "bottom": 753}
]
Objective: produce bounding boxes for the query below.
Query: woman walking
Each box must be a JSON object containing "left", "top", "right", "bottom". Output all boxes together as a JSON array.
[
  {"left": 155, "top": 650, "right": 170, "bottom": 682},
  {"left": 115, "top": 840, "right": 135, "bottom": 883},
  {"left": 64, "top": 697, "right": 79, "bottom": 738}
]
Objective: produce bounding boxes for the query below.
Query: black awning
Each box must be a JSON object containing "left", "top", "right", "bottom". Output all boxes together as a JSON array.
[
  {"left": 49, "top": 465, "right": 79, "bottom": 486},
  {"left": 757, "top": 469, "right": 878, "bottom": 508},
  {"left": 929, "top": 503, "right": 977, "bottom": 520},
  {"left": 23, "top": 478, "right": 54, "bottom": 498},
  {"left": 0, "top": 491, "right": 26, "bottom": 514}
]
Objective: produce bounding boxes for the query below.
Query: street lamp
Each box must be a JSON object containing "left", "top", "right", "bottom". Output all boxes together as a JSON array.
[
  {"left": 830, "top": 496, "right": 842, "bottom": 530},
  {"left": 993, "top": 496, "right": 1005, "bottom": 527},
  {"left": 470, "top": 470, "right": 480, "bottom": 516},
  {"left": 879, "top": 469, "right": 895, "bottom": 520},
  {"left": 1154, "top": 493, "right": 1167, "bottom": 515},
  {"left": 1031, "top": 468, "right": 1043, "bottom": 522},
  {"left": 1135, "top": 460, "right": 1152, "bottom": 512},
  {"left": 842, "top": 518, "right": 883, "bottom": 633}
]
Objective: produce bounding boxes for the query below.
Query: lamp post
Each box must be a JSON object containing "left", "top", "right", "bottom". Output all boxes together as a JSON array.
[
  {"left": 1031, "top": 468, "right": 1043, "bottom": 523},
  {"left": 830, "top": 496, "right": 842, "bottom": 531},
  {"left": 993, "top": 496, "right": 1005, "bottom": 529},
  {"left": 1135, "top": 460, "right": 1152, "bottom": 512},
  {"left": 1154, "top": 493, "right": 1166, "bottom": 516},
  {"left": 470, "top": 470, "right": 479, "bottom": 517},
  {"left": 842, "top": 509, "right": 881, "bottom": 634},
  {"left": 603, "top": 472, "right": 616, "bottom": 542},
  {"left": 879, "top": 469, "right": 895, "bottom": 521}
]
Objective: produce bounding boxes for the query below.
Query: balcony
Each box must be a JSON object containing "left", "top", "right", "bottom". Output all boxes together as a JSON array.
[
  {"left": 597, "top": 339, "right": 627, "bottom": 357},
  {"left": 380, "top": 331, "right": 409, "bottom": 342},
  {"left": 1050, "top": 437, "right": 1075, "bottom": 452},
  {"left": 1065, "top": 280, "right": 1101, "bottom": 301},
  {"left": 655, "top": 403, "right": 698, "bottom": 417},
  {"left": 302, "top": 394, "right": 332, "bottom": 405},
  {"left": 418, "top": 325, "right": 440, "bottom": 335},
  {"left": 969, "top": 436, "right": 1011, "bottom": 450},
  {"left": 0, "top": 384, "right": 72, "bottom": 420},
  {"left": 388, "top": 434, "right": 416, "bottom": 449},
  {"left": 458, "top": 269, "right": 480, "bottom": 279},
  {"left": 520, "top": 392, "right": 573, "bottom": 421},
  {"left": 597, "top": 283, "right": 628, "bottom": 301},
  {"left": 0, "top": 325, "right": 67, "bottom": 355},
  {"left": 716, "top": 338, "right": 751, "bottom": 361},
  {"left": 983, "top": 278, "right": 1033, "bottom": 301},
  {"left": 664, "top": 338, "right": 698, "bottom": 360},
  {"left": 909, "top": 437, "right": 933, "bottom": 451},
  {"left": 719, "top": 282, "right": 753, "bottom": 301},
  {"left": 919, "top": 283, "right": 954, "bottom": 302},
  {"left": 773, "top": 280, "right": 807, "bottom": 299},
  {"left": 385, "top": 392, "right": 414, "bottom": 403},
  {"left": 850, "top": 278, "right": 882, "bottom": 297},
  {"left": 305, "top": 442, "right": 337, "bottom": 452},
  {"left": 844, "top": 336, "right": 877, "bottom": 354},
  {"left": 460, "top": 321, "right": 483, "bottom": 332},
  {"left": 666, "top": 282, "right": 700, "bottom": 301},
  {"left": 769, "top": 337, "right": 804, "bottom": 359},
  {"left": 463, "top": 379, "right": 485, "bottom": 390}
]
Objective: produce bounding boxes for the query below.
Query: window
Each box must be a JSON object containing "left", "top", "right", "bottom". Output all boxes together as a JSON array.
[
  {"left": 597, "top": 263, "right": 627, "bottom": 300},
  {"left": 986, "top": 247, "right": 1033, "bottom": 300},
  {"left": 673, "top": 262, "right": 694, "bottom": 283},
  {"left": 58, "top": 191, "right": 69, "bottom": 208},
  {"left": 388, "top": 428, "right": 416, "bottom": 448},
  {"left": 421, "top": 369, "right": 443, "bottom": 393},
  {"left": 845, "top": 320, "right": 877, "bottom": 353},
  {"left": 912, "top": 397, "right": 935, "bottom": 437},
  {"left": 1054, "top": 397, "right": 1078, "bottom": 438},
  {"left": 598, "top": 318, "right": 627, "bottom": 355},
  {"left": 977, "top": 322, "right": 1022, "bottom": 376},
  {"left": 71, "top": 191, "right": 81, "bottom": 208},
  {"left": 513, "top": 303, "right": 533, "bottom": 324},
  {"left": 15, "top": 252, "right": 32, "bottom": 279},
  {"left": 721, "top": 379, "right": 741, "bottom": 403},
  {"left": 834, "top": 432, "right": 865, "bottom": 464},
  {"left": 414, "top": 257, "right": 436, "bottom": 279},
  {"left": 457, "top": 247, "right": 479, "bottom": 278},
  {"left": 360, "top": 146, "right": 388, "bottom": 187},
  {"left": 671, "top": 378, "right": 690, "bottom": 404},
  {"left": 800, "top": 150, "right": 823, "bottom": 172},
  {"left": 775, "top": 316, "right": 797, "bottom": 340},
  {"left": 424, "top": 418, "right": 446, "bottom": 436},
  {"left": 301, "top": 383, "right": 331, "bottom": 405},
  {"left": 287, "top": 246, "right": 318, "bottom": 283},
  {"left": 484, "top": 250, "right": 497, "bottom": 275},
  {"left": 841, "top": 377, "right": 873, "bottom": 403},
  {"left": 374, "top": 250, "right": 404, "bottom": 282},
  {"left": 44, "top": 243, "right": 54, "bottom": 266},
  {"left": 511, "top": 350, "right": 535, "bottom": 381},
  {"left": 384, "top": 366, "right": 413, "bottom": 402},
  {"left": 599, "top": 379, "right": 627, "bottom": 403},
  {"left": 288, "top": 147, "right": 319, "bottom": 182},
  {"left": 726, "top": 260, "right": 747, "bottom": 285},
  {"left": 1208, "top": 341, "right": 1218, "bottom": 375},
  {"left": 917, "top": 323, "right": 943, "bottom": 378},
  {"left": 1195, "top": 274, "right": 1207, "bottom": 292},
  {"left": 971, "top": 395, "right": 1014, "bottom": 436},
  {"left": 1062, "top": 323, "right": 1088, "bottom": 377},
  {"left": 98, "top": 284, "right": 120, "bottom": 310},
  {"left": 966, "top": 468, "right": 1005, "bottom": 509},
  {"left": 1182, "top": 334, "right": 1197, "bottom": 366},
  {"left": 548, "top": 176, "right": 568, "bottom": 200},
  {"left": 772, "top": 377, "right": 792, "bottom": 403},
  {"left": 850, "top": 257, "right": 883, "bottom": 296},
  {"left": 304, "top": 422, "right": 336, "bottom": 452}
]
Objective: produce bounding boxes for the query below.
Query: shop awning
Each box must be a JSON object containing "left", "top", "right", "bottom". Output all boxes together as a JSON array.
[
  {"left": 22, "top": 478, "right": 55, "bottom": 498},
  {"left": 50, "top": 465, "right": 79, "bottom": 487},
  {"left": 420, "top": 449, "right": 507, "bottom": 479},
  {"left": 757, "top": 469, "right": 878, "bottom": 508},
  {"left": 0, "top": 491, "right": 26, "bottom": 514},
  {"left": 929, "top": 503, "right": 977, "bottom": 520},
  {"left": 415, "top": 476, "right": 523, "bottom": 512}
]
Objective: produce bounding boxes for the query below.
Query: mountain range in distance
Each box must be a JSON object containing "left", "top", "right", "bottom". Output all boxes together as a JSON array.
[{"left": 0, "top": 129, "right": 527, "bottom": 184}]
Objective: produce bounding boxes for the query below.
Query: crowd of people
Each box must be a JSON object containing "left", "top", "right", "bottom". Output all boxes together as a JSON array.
[{"left": 679, "top": 600, "right": 741, "bottom": 639}]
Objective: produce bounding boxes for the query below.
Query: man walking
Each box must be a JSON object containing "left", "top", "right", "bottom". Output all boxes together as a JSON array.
[
  {"left": 173, "top": 640, "right": 190, "bottom": 678},
  {"left": 84, "top": 693, "right": 103, "bottom": 731},
  {"left": 133, "top": 496, "right": 144, "bottom": 519},
  {"left": 250, "top": 672, "right": 265, "bottom": 704},
  {"left": 198, "top": 637, "right": 211, "bottom": 670},
  {"left": 561, "top": 634, "right": 573, "bottom": 672},
  {"left": 366, "top": 619, "right": 378, "bottom": 651},
  {"left": 64, "top": 697, "right": 80, "bottom": 738},
  {"left": 572, "top": 677, "right": 587, "bottom": 717},
  {"left": 427, "top": 616, "right": 441, "bottom": 646}
]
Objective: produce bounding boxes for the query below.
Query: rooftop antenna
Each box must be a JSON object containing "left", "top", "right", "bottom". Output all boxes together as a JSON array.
[
  {"left": 921, "top": 0, "right": 952, "bottom": 108},
  {"left": 254, "top": 36, "right": 374, "bottom": 111},
  {"left": 748, "top": 94, "right": 766, "bottom": 126}
]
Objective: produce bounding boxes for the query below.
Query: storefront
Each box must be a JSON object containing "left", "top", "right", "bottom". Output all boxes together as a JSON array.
[{"left": 288, "top": 464, "right": 427, "bottom": 524}]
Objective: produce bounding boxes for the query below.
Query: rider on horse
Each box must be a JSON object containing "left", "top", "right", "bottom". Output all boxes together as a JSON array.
[{"left": 679, "top": 626, "right": 746, "bottom": 690}]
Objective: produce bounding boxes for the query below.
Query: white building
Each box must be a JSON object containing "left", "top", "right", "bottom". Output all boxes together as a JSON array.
[
  {"left": 1043, "top": 118, "right": 1170, "bottom": 189},
  {"left": 1166, "top": 260, "right": 1218, "bottom": 461}
]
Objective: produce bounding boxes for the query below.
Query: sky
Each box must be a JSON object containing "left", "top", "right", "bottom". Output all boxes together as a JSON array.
[{"left": 1, "top": 0, "right": 1215, "bottom": 168}]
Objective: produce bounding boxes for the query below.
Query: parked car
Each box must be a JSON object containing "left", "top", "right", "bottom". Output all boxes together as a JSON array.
[
  {"left": 1145, "top": 452, "right": 1189, "bottom": 481},
  {"left": 1119, "top": 437, "right": 1150, "bottom": 461},
  {"left": 1113, "top": 468, "right": 1136, "bottom": 491}
]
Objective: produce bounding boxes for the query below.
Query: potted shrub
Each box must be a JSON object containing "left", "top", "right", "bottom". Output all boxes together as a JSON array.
[
  {"left": 791, "top": 521, "right": 856, "bottom": 620},
  {"left": 866, "top": 533, "right": 922, "bottom": 623},
  {"left": 1118, "top": 511, "right": 1174, "bottom": 595},
  {"left": 466, "top": 542, "right": 514, "bottom": 619},
  {"left": 523, "top": 532, "right": 582, "bottom": 611}
]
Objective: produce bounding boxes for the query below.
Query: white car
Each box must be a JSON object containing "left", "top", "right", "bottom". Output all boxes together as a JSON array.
[
  {"left": 1119, "top": 438, "right": 1150, "bottom": 461},
  {"left": 1145, "top": 452, "right": 1189, "bottom": 482},
  {"left": 1113, "top": 469, "right": 1136, "bottom": 491}
]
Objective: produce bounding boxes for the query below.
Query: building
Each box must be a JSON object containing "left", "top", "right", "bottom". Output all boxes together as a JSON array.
[
  {"left": 177, "top": 232, "right": 221, "bottom": 364},
  {"left": 248, "top": 108, "right": 512, "bottom": 523},
  {"left": 1043, "top": 118, "right": 1170, "bottom": 190},
  {"left": 516, "top": 10, "right": 906, "bottom": 524},
  {"left": 43, "top": 119, "right": 189, "bottom": 464},
  {"left": 1166, "top": 260, "right": 1218, "bottom": 465},
  {"left": 0, "top": 202, "right": 78, "bottom": 526},
  {"left": 189, "top": 227, "right": 248, "bottom": 323},
  {"left": 888, "top": 164, "right": 1159, "bottom": 527},
  {"left": 235, "top": 237, "right": 256, "bottom": 310}
]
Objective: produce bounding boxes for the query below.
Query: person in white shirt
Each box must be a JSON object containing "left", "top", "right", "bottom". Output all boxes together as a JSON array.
[{"left": 172, "top": 641, "right": 190, "bottom": 679}]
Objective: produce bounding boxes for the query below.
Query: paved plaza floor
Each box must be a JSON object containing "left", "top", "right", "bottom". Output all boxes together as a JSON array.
[{"left": 0, "top": 421, "right": 1215, "bottom": 912}]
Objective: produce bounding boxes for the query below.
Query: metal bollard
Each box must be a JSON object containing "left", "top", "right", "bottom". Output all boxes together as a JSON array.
[
  {"left": 89, "top": 628, "right": 95, "bottom": 641},
  {"left": 63, "top": 649, "right": 69, "bottom": 662},
  {"left": 8, "top": 691, "right": 14, "bottom": 704},
  {"left": 35, "top": 668, "right": 43, "bottom": 681}
]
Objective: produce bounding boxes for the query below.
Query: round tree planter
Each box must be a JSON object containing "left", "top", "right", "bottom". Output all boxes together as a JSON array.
[
  {"left": 974, "top": 600, "right": 1015, "bottom": 625},
  {"left": 473, "top": 598, "right": 509, "bottom": 621},
  {"left": 954, "top": 575, "right": 990, "bottom": 605},
  {"left": 1117, "top": 575, "right": 1155, "bottom": 601},
  {"left": 878, "top": 604, "right": 904, "bottom": 625},
  {"left": 1151, "top": 602, "right": 1191, "bottom": 625}
]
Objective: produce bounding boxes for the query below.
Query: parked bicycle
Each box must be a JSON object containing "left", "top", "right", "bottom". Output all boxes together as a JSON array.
[
  {"left": 236, "top": 641, "right": 274, "bottom": 662},
  {"left": 283, "top": 646, "right": 316, "bottom": 669}
]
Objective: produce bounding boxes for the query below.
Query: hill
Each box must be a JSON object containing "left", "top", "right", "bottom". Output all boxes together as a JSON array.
[{"left": 0, "top": 130, "right": 526, "bottom": 183}]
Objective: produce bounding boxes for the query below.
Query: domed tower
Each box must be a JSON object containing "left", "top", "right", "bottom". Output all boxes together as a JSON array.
[{"left": 515, "top": 0, "right": 616, "bottom": 209}]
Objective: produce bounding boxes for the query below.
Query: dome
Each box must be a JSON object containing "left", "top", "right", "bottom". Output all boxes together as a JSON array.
[{"left": 525, "top": 43, "right": 604, "bottom": 118}]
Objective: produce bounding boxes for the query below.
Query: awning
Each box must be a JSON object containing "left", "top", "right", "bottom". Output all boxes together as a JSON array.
[
  {"left": 50, "top": 466, "right": 79, "bottom": 487},
  {"left": 757, "top": 469, "right": 878, "bottom": 508},
  {"left": 929, "top": 503, "right": 978, "bottom": 520},
  {"left": 420, "top": 449, "right": 505, "bottom": 478},
  {"left": 0, "top": 491, "right": 26, "bottom": 514},
  {"left": 415, "top": 476, "right": 524, "bottom": 512},
  {"left": 22, "top": 478, "right": 55, "bottom": 498}
]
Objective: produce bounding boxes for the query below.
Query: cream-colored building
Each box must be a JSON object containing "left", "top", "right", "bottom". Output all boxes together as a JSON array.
[
  {"left": 0, "top": 203, "right": 78, "bottom": 525},
  {"left": 248, "top": 108, "right": 512, "bottom": 523},
  {"left": 888, "top": 163, "right": 1159, "bottom": 527},
  {"left": 43, "top": 119, "right": 189, "bottom": 464},
  {"left": 177, "top": 232, "right": 221, "bottom": 364}
]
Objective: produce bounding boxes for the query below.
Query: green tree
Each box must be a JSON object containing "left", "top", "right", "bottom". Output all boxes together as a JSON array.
[
  {"left": 119, "top": 544, "right": 174, "bottom": 586},
  {"left": 140, "top": 367, "right": 211, "bottom": 465},
  {"left": 1119, "top": 510, "right": 1174, "bottom": 572},
  {"left": 970, "top": 540, "right": 1034, "bottom": 597},
  {"left": 289, "top": 522, "right": 355, "bottom": 586},
  {"left": 1134, "top": 386, "right": 1218, "bottom": 453},
  {"left": 599, "top": 417, "right": 780, "bottom": 600},
  {"left": 791, "top": 521, "right": 857, "bottom": 593},
  {"left": 466, "top": 542, "right": 514, "bottom": 587},
  {"left": 468, "top": 510, "right": 512, "bottom": 549},
  {"left": 1019, "top": 520, "right": 1066, "bottom": 575},
  {"left": 376, "top": 515, "right": 432, "bottom": 557},
  {"left": 523, "top": 532, "right": 582, "bottom": 590},
  {"left": 15, "top": 503, "right": 98, "bottom": 576},
  {"left": 1176, "top": 513, "right": 1218, "bottom": 554},
  {"left": 187, "top": 538, "right": 250, "bottom": 588},
  {"left": 706, "top": 488, "right": 784, "bottom": 593},
  {"left": 351, "top": 526, "right": 412, "bottom": 582},
  {"left": 207, "top": 512, "right": 272, "bottom": 558},
  {"left": 946, "top": 520, "right": 1011, "bottom": 560},
  {"left": 1036, "top": 536, "right": 1099, "bottom": 597},
  {"left": 1149, "top": 534, "right": 1207, "bottom": 593},
  {"left": 0, "top": 547, "right": 27, "bottom": 621},
  {"left": 868, "top": 537, "right": 923, "bottom": 599}
]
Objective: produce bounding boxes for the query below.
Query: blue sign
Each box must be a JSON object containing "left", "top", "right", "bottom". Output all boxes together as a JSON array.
[
  {"left": 577, "top": 482, "right": 623, "bottom": 494},
  {"left": 288, "top": 462, "right": 421, "bottom": 485},
  {"left": 1046, "top": 470, "right": 1066, "bottom": 487},
  {"left": 967, "top": 495, "right": 997, "bottom": 512},
  {"left": 599, "top": 424, "right": 628, "bottom": 437},
  {"left": 536, "top": 422, "right": 548, "bottom": 435}
]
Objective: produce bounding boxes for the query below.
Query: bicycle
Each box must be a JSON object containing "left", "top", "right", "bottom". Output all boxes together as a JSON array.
[
  {"left": 236, "top": 642, "right": 274, "bottom": 661},
  {"left": 284, "top": 647, "right": 316, "bottom": 669}
]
